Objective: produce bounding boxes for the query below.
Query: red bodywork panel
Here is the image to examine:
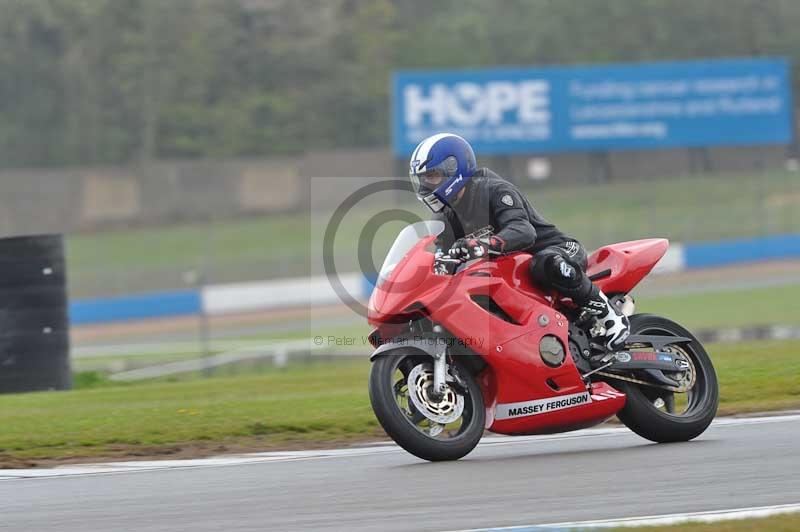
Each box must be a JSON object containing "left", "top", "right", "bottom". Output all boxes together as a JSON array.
[
  {"left": 587, "top": 238, "right": 669, "bottom": 294},
  {"left": 368, "top": 237, "right": 666, "bottom": 435}
]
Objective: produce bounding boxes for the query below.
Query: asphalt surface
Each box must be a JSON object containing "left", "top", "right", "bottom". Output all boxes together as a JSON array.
[{"left": 2, "top": 416, "right": 799, "bottom": 532}]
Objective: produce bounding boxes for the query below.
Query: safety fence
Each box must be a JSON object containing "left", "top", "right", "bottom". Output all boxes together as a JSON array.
[{"left": 71, "top": 323, "right": 800, "bottom": 382}]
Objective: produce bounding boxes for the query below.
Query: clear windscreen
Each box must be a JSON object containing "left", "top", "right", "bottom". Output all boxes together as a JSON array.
[{"left": 377, "top": 220, "right": 445, "bottom": 285}]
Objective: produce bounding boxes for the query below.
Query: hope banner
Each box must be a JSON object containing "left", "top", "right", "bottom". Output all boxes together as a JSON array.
[{"left": 392, "top": 58, "right": 793, "bottom": 156}]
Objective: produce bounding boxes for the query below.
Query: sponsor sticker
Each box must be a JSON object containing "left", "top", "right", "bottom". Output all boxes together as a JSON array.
[
  {"left": 444, "top": 175, "right": 463, "bottom": 196},
  {"left": 615, "top": 352, "right": 632, "bottom": 363},
  {"left": 495, "top": 392, "right": 591, "bottom": 420}
]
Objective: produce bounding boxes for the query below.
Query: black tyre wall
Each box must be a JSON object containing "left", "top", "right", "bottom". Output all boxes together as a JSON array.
[{"left": 0, "top": 235, "right": 71, "bottom": 393}]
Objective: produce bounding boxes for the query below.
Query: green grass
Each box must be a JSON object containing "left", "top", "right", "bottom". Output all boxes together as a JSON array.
[
  {"left": 711, "top": 340, "right": 800, "bottom": 414},
  {"left": 614, "top": 512, "right": 800, "bottom": 531},
  {"left": 66, "top": 170, "right": 800, "bottom": 297},
  {"left": 0, "top": 360, "right": 376, "bottom": 462},
  {"left": 1, "top": 339, "right": 799, "bottom": 463},
  {"left": 542, "top": 170, "right": 800, "bottom": 247},
  {"left": 639, "top": 283, "right": 800, "bottom": 329}
]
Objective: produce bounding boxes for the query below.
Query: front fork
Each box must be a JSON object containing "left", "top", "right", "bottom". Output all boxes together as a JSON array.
[
  {"left": 430, "top": 325, "right": 449, "bottom": 400},
  {"left": 431, "top": 348, "right": 448, "bottom": 399}
]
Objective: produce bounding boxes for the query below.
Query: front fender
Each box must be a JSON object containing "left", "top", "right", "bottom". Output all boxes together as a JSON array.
[{"left": 369, "top": 336, "right": 445, "bottom": 361}]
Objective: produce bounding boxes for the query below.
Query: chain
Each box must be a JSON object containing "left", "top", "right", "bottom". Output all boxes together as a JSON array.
[
  {"left": 594, "top": 370, "right": 693, "bottom": 393},
  {"left": 592, "top": 345, "right": 697, "bottom": 394}
]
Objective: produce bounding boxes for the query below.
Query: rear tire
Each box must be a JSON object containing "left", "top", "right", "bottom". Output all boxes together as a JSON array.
[
  {"left": 614, "top": 314, "right": 718, "bottom": 443},
  {"left": 369, "top": 351, "right": 485, "bottom": 461}
]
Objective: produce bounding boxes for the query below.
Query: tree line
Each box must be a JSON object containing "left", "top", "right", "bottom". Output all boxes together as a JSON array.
[{"left": 1, "top": 0, "right": 798, "bottom": 168}]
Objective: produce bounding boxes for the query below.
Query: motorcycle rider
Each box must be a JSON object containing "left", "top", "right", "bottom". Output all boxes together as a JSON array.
[{"left": 408, "top": 132, "right": 630, "bottom": 350}]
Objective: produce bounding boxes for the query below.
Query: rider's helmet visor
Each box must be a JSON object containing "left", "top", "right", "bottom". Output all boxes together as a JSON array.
[
  {"left": 410, "top": 168, "right": 447, "bottom": 197},
  {"left": 410, "top": 157, "right": 458, "bottom": 213}
]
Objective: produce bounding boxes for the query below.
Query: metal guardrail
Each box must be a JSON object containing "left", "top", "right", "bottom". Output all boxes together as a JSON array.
[
  {"left": 69, "top": 322, "right": 800, "bottom": 382},
  {"left": 98, "top": 339, "right": 337, "bottom": 381}
]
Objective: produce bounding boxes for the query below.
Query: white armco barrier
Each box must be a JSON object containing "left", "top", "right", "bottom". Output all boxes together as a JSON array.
[
  {"left": 201, "top": 248, "right": 685, "bottom": 316},
  {"left": 70, "top": 235, "right": 798, "bottom": 325},
  {"left": 651, "top": 243, "right": 686, "bottom": 275},
  {"left": 201, "top": 272, "right": 364, "bottom": 315}
]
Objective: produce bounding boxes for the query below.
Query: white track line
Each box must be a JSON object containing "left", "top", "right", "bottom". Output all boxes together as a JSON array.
[
  {"left": 447, "top": 503, "right": 800, "bottom": 531},
  {"left": 1, "top": 413, "right": 799, "bottom": 480}
]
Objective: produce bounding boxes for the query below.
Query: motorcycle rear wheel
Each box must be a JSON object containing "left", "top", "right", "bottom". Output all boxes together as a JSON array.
[
  {"left": 613, "top": 314, "right": 718, "bottom": 443},
  {"left": 369, "top": 351, "right": 485, "bottom": 461}
]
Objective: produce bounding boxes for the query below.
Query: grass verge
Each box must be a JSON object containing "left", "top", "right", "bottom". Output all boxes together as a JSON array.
[
  {"left": 638, "top": 283, "right": 800, "bottom": 330},
  {"left": 1, "top": 339, "right": 799, "bottom": 465},
  {"left": 613, "top": 512, "right": 800, "bottom": 531},
  {"left": 0, "top": 360, "right": 376, "bottom": 466}
]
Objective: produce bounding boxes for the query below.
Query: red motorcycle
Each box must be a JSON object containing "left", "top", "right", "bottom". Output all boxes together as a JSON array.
[{"left": 367, "top": 221, "right": 718, "bottom": 461}]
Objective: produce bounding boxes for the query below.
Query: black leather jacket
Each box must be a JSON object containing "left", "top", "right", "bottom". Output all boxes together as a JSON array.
[{"left": 433, "top": 168, "right": 571, "bottom": 253}]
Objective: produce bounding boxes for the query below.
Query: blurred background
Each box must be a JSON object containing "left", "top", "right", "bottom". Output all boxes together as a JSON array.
[{"left": 0, "top": 0, "right": 799, "bottom": 383}]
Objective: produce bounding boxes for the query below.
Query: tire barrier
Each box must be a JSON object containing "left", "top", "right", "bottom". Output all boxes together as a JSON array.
[{"left": 0, "top": 235, "right": 71, "bottom": 393}]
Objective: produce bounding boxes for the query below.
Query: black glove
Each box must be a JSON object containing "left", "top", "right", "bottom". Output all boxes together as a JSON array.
[{"left": 448, "top": 236, "right": 505, "bottom": 261}]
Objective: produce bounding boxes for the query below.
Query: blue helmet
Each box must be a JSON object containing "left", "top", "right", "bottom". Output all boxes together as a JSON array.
[{"left": 408, "top": 133, "right": 477, "bottom": 212}]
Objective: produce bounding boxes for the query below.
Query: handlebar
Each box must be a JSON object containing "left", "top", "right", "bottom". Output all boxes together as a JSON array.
[
  {"left": 433, "top": 226, "right": 495, "bottom": 274},
  {"left": 433, "top": 253, "right": 465, "bottom": 276}
]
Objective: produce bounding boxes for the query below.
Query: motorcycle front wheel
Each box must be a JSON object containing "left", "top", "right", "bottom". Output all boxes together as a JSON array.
[{"left": 368, "top": 350, "right": 485, "bottom": 461}]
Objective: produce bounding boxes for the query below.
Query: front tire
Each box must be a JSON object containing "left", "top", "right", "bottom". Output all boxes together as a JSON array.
[
  {"left": 369, "top": 351, "right": 485, "bottom": 461},
  {"left": 614, "top": 314, "right": 718, "bottom": 443}
]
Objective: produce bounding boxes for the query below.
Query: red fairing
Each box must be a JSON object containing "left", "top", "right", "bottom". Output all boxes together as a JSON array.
[
  {"left": 369, "top": 246, "right": 630, "bottom": 436},
  {"left": 587, "top": 238, "right": 669, "bottom": 294},
  {"left": 368, "top": 235, "right": 448, "bottom": 323}
]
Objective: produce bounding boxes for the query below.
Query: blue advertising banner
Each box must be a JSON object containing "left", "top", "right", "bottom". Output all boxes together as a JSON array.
[{"left": 392, "top": 57, "right": 793, "bottom": 156}]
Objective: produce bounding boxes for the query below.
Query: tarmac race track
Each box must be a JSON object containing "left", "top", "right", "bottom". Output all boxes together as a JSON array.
[{"left": 1, "top": 415, "right": 799, "bottom": 532}]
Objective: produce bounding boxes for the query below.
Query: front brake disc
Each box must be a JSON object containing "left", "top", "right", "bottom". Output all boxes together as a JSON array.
[{"left": 407, "top": 363, "right": 464, "bottom": 425}]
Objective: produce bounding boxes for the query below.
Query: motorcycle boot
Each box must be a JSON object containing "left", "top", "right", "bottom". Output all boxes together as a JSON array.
[{"left": 582, "top": 289, "right": 630, "bottom": 351}]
